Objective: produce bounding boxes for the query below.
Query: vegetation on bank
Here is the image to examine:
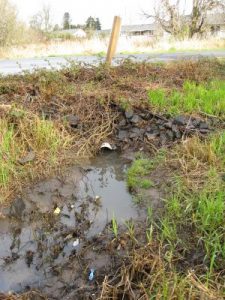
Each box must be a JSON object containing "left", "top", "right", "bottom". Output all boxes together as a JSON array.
[{"left": 0, "top": 59, "right": 224, "bottom": 298}]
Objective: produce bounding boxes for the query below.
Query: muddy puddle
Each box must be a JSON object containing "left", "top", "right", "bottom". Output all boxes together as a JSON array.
[{"left": 0, "top": 152, "right": 143, "bottom": 296}]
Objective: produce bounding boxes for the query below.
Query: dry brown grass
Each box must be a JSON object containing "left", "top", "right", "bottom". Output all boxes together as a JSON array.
[
  {"left": 0, "top": 36, "right": 224, "bottom": 60},
  {"left": 99, "top": 243, "right": 224, "bottom": 300}
]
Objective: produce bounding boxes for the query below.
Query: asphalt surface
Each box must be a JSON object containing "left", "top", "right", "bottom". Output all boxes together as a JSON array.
[{"left": 0, "top": 50, "right": 225, "bottom": 75}]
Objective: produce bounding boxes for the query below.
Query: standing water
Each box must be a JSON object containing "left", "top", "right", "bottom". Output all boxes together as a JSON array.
[{"left": 0, "top": 152, "right": 140, "bottom": 294}]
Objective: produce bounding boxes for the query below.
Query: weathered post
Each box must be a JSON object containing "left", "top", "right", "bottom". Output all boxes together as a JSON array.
[{"left": 106, "top": 16, "right": 122, "bottom": 65}]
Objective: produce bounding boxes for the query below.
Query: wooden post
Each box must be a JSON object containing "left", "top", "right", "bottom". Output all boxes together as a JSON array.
[{"left": 106, "top": 16, "right": 122, "bottom": 65}]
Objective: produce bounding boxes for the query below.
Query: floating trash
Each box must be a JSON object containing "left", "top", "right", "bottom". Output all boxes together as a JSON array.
[
  {"left": 54, "top": 207, "right": 61, "bottom": 215},
  {"left": 73, "top": 239, "right": 80, "bottom": 247},
  {"left": 88, "top": 268, "right": 95, "bottom": 281}
]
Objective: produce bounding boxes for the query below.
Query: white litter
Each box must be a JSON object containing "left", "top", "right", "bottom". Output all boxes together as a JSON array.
[
  {"left": 73, "top": 239, "right": 80, "bottom": 247},
  {"left": 54, "top": 207, "right": 61, "bottom": 215}
]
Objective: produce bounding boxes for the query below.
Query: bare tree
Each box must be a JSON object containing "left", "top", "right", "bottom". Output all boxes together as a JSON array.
[
  {"left": 145, "top": 0, "right": 225, "bottom": 38},
  {"left": 30, "top": 4, "right": 52, "bottom": 32},
  {"left": 189, "top": 0, "right": 225, "bottom": 37},
  {"left": 42, "top": 4, "right": 52, "bottom": 32}
]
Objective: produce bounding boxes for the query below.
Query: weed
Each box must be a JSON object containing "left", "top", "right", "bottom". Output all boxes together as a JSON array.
[
  {"left": 125, "top": 220, "right": 137, "bottom": 242},
  {"left": 0, "top": 120, "right": 16, "bottom": 187},
  {"left": 127, "top": 157, "right": 153, "bottom": 190},
  {"left": 146, "top": 224, "right": 154, "bottom": 243},
  {"left": 111, "top": 213, "right": 118, "bottom": 238}
]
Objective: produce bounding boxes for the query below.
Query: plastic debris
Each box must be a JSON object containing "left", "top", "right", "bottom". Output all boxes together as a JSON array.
[
  {"left": 100, "top": 142, "right": 113, "bottom": 150},
  {"left": 70, "top": 204, "right": 75, "bottom": 209},
  {"left": 88, "top": 268, "right": 95, "bottom": 281},
  {"left": 95, "top": 195, "right": 101, "bottom": 201},
  {"left": 54, "top": 207, "right": 61, "bottom": 215},
  {"left": 73, "top": 239, "right": 79, "bottom": 247}
]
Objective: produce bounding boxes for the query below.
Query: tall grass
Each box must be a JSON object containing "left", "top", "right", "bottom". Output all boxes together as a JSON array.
[{"left": 148, "top": 80, "right": 225, "bottom": 116}]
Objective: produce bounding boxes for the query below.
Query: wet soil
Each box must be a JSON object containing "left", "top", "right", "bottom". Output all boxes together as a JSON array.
[{"left": 0, "top": 152, "right": 152, "bottom": 299}]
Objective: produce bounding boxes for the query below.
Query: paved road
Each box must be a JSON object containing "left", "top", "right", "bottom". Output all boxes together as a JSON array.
[{"left": 0, "top": 50, "right": 225, "bottom": 75}]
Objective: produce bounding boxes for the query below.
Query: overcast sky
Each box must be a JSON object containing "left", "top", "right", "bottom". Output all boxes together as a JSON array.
[{"left": 11, "top": 0, "right": 192, "bottom": 29}]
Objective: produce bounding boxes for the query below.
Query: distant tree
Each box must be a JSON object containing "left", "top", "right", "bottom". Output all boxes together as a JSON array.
[
  {"left": 95, "top": 18, "right": 101, "bottom": 30},
  {"left": 42, "top": 4, "right": 52, "bottom": 32},
  {"left": 30, "top": 4, "right": 52, "bottom": 32},
  {"left": 30, "top": 12, "right": 43, "bottom": 31},
  {"left": 63, "top": 12, "right": 71, "bottom": 29},
  {"left": 53, "top": 24, "right": 60, "bottom": 31},
  {"left": 85, "top": 16, "right": 96, "bottom": 30},
  {"left": 85, "top": 16, "right": 102, "bottom": 30},
  {"left": 0, "top": 0, "right": 18, "bottom": 46},
  {"left": 145, "top": 0, "right": 225, "bottom": 38}
]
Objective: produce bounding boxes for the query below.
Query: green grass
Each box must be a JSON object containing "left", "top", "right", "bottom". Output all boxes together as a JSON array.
[
  {"left": 127, "top": 157, "right": 154, "bottom": 190},
  {"left": 111, "top": 213, "right": 118, "bottom": 238},
  {"left": 0, "top": 120, "right": 16, "bottom": 187},
  {"left": 148, "top": 80, "right": 225, "bottom": 116},
  {"left": 0, "top": 113, "right": 71, "bottom": 201}
]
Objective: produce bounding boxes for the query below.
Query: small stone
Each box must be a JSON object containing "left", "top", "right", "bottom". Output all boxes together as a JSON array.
[
  {"left": 173, "top": 115, "right": 188, "bottom": 126},
  {"left": 118, "top": 130, "right": 128, "bottom": 141},
  {"left": 118, "top": 119, "right": 126, "bottom": 127},
  {"left": 18, "top": 151, "right": 36, "bottom": 165},
  {"left": 160, "top": 133, "right": 167, "bottom": 144},
  {"left": 125, "top": 110, "right": 133, "bottom": 119},
  {"left": 192, "top": 118, "right": 201, "bottom": 127},
  {"left": 199, "top": 122, "right": 209, "bottom": 130},
  {"left": 175, "top": 130, "right": 182, "bottom": 139},
  {"left": 147, "top": 125, "right": 159, "bottom": 134},
  {"left": 66, "top": 115, "right": 79, "bottom": 128},
  {"left": 199, "top": 129, "right": 209, "bottom": 134},
  {"left": 164, "top": 121, "right": 173, "bottom": 129},
  {"left": 129, "top": 130, "right": 140, "bottom": 139},
  {"left": 166, "top": 130, "right": 174, "bottom": 140},
  {"left": 130, "top": 115, "right": 140, "bottom": 124},
  {"left": 131, "top": 127, "right": 141, "bottom": 134},
  {"left": 145, "top": 132, "right": 158, "bottom": 140},
  {"left": 10, "top": 198, "right": 26, "bottom": 218}
]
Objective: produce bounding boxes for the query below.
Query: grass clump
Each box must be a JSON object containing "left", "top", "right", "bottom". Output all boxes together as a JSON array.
[
  {"left": 148, "top": 80, "right": 225, "bottom": 116},
  {"left": 0, "top": 120, "right": 17, "bottom": 187},
  {"left": 127, "top": 157, "right": 154, "bottom": 190},
  {"left": 0, "top": 111, "right": 71, "bottom": 202}
]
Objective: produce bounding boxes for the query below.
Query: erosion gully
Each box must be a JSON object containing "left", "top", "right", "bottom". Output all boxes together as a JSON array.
[{"left": 0, "top": 151, "right": 145, "bottom": 298}]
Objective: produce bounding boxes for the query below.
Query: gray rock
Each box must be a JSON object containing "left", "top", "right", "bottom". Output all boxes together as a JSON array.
[
  {"left": 66, "top": 115, "right": 79, "bottom": 128},
  {"left": 118, "top": 130, "right": 128, "bottom": 141},
  {"left": 199, "top": 129, "right": 210, "bottom": 134},
  {"left": 192, "top": 118, "right": 201, "bottom": 127},
  {"left": 131, "top": 115, "right": 140, "bottom": 124},
  {"left": 129, "top": 128, "right": 141, "bottom": 139},
  {"left": 164, "top": 121, "right": 173, "bottom": 129},
  {"left": 173, "top": 115, "right": 188, "bottom": 126},
  {"left": 10, "top": 198, "right": 26, "bottom": 218},
  {"left": 18, "top": 151, "right": 36, "bottom": 165},
  {"left": 118, "top": 119, "right": 127, "bottom": 127},
  {"left": 166, "top": 130, "right": 174, "bottom": 140},
  {"left": 199, "top": 122, "right": 209, "bottom": 130},
  {"left": 175, "top": 130, "right": 182, "bottom": 139},
  {"left": 160, "top": 133, "right": 167, "bottom": 144},
  {"left": 146, "top": 125, "right": 158, "bottom": 133},
  {"left": 125, "top": 110, "right": 134, "bottom": 119},
  {"left": 145, "top": 132, "right": 158, "bottom": 140}
]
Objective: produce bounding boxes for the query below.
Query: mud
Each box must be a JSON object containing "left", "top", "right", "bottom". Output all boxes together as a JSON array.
[{"left": 0, "top": 152, "right": 153, "bottom": 299}]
